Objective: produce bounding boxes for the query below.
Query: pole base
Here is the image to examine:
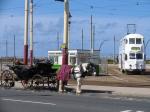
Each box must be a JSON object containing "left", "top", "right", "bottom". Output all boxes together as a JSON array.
[{"left": 24, "top": 45, "right": 28, "bottom": 65}]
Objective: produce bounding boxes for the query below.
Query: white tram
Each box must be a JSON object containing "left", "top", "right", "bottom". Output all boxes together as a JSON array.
[{"left": 119, "top": 33, "right": 145, "bottom": 72}]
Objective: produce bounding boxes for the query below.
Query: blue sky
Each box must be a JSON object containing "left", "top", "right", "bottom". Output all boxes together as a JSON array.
[{"left": 0, "top": 0, "right": 150, "bottom": 58}]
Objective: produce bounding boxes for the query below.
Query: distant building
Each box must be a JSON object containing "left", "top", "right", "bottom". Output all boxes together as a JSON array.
[{"left": 48, "top": 49, "right": 100, "bottom": 65}]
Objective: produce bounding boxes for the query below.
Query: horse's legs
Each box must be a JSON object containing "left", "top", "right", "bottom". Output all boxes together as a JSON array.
[
  {"left": 76, "top": 77, "right": 82, "bottom": 94},
  {"left": 58, "top": 80, "right": 63, "bottom": 92}
]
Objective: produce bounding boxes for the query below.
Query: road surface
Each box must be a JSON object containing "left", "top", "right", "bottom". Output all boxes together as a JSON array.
[{"left": 0, "top": 88, "right": 150, "bottom": 112}]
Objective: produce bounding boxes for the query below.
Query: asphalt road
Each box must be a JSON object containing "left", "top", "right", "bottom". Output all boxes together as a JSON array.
[{"left": 0, "top": 88, "right": 150, "bottom": 112}]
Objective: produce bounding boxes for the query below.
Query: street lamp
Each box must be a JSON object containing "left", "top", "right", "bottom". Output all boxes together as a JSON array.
[
  {"left": 24, "top": 0, "right": 29, "bottom": 65},
  {"left": 68, "top": 12, "right": 72, "bottom": 49},
  {"left": 99, "top": 40, "right": 108, "bottom": 63},
  {"left": 55, "top": 0, "right": 70, "bottom": 92},
  {"left": 99, "top": 40, "right": 108, "bottom": 51},
  {"left": 55, "top": 0, "right": 69, "bottom": 64},
  {"left": 30, "top": 0, "right": 34, "bottom": 66}
]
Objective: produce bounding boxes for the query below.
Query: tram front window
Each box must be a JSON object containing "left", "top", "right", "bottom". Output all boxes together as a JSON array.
[
  {"left": 136, "top": 38, "right": 142, "bottom": 44},
  {"left": 129, "top": 38, "right": 135, "bottom": 44},
  {"left": 129, "top": 53, "right": 135, "bottom": 59},
  {"left": 136, "top": 53, "right": 143, "bottom": 59}
]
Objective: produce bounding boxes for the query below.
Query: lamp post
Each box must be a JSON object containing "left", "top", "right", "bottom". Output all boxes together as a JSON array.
[
  {"left": 62, "top": 0, "right": 69, "bottom": 65},
  {"left": 13, "top": 35, "right": 16, "bottom": 64},
  {"left": 68, "top": 12, "right": 72, "bottom": 49},
  {"left": 55, "top": 0, "right": 69, "bottom": 64},
  {"left": 99, "top": 40, "right": 108, "bottom": 51},
  {"left": 99, "top": 40, "right": 108, "bottom": 63},
  {"left": 24, "top": 0, "right": 29, "bottom": 65},
  {"left": 55, "top": 0, "right": 69, "bottom": 92},
  {"left": 30, "top": 0, "right": 33, "bottom": 66}
]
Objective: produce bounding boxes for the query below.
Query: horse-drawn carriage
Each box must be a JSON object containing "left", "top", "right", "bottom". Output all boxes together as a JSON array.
[
  {"left": 0, "top": 60, "right": 58, "bottom": 89},
  {"left": 0, "top": 60, "right": 96, "bottom": 93}
]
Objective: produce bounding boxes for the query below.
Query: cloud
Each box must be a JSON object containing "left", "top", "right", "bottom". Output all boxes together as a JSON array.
[
  {"left": 96, "top": 22, "right": 118, "bottom": 35},
  {"left": 99, "top": 22, "right": 118, "bottom": 29},
  {"left": 1, "top": 15, "right": 150, "bottom": 57},
  {"left": 2, "top": 24, "right": 24, "bottom": 38},
  {"left": 34, "top": 16, "right": 64, "bottom": 37}
]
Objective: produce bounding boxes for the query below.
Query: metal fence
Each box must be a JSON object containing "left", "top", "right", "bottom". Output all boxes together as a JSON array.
[{"left": 98, "top": 56, "right": 108, "bottom": 75}]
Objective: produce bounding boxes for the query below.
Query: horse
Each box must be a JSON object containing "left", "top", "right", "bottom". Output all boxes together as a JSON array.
[{"left": 71, "top": 63, "right": 96, "bottom": 94}]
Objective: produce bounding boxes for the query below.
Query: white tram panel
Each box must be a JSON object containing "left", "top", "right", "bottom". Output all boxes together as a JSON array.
[{"left": 119, "top": 34, "right": 145, "bottom": 72}]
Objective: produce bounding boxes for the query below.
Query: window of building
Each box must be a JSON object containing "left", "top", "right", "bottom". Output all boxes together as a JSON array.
[
  {"left": 54, "top": 56, "right": 58, "bottom": 64},
  {"left": 136, "top": 53, "right": 143, "bottom": 59},
  {"left": 70, "top": 57, "right": 76, "bottom": 65},
  {"left": 130, "top": 53, "right": 135, "bottom": 59},
  {"left": 136, "top": 38, "right": 142, "bottom": 44},
  {"left": 129, "top": 38, "right": 135, "bottom": 44},
  {"left": 49, "top": 56, "right": 54, "bottom": 64}
]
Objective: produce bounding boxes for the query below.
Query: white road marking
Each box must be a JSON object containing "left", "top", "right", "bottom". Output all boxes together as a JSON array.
[
  {"left": 120, "top": 110, "right": 132, "bottom": 112},
  {"left": 2, "top": 98, "right": 56, "bottom": 106},
  {"left": 120, "top": 110, "right": 144, "bottom": 112}
]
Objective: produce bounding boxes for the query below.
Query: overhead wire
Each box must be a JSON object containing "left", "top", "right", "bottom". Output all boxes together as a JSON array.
[{"left": 70, "top": 0, "right": 150, "bottom": 16}]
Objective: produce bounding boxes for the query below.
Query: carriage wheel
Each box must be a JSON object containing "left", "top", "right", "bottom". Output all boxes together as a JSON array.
[
  {"left": 21, "top": 80, "right": 32, "bottom": 89},
  {"left": 47, "top": 76, "right": 57, "bottom": 89},
  {"left": 31, "top": 75, "right": 44, "bottom": 89},
  {"left": 0, "top": 70, "right": 15, "bottom": 88}
]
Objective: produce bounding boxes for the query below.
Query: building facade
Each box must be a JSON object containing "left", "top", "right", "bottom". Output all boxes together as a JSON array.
[{"left": 48, "top": 49, "right": 100, "bottom": 65}]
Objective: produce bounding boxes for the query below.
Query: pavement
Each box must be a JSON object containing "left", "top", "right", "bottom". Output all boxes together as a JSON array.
[
  {"left": 67, "top": 84, "right": 150, "bottom": 97},
  {"left": 12, "top": 81, "right": 150, "bottom": 98}
]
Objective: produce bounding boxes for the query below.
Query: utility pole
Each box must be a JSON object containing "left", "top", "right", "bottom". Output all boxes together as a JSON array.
[
  {"left": 82, "top": 28, "right": 84, "bottom": 50},
  {"left": 68, "top": 21, "right": 71, "bottom": 49},
  {"left": 30, "top": 0, "right": 33, "bottom": 66},
  {"left": 0, "top": 41, "right": 2, "bottom": 71},
  {"left": 90, "top": 15, "right": 93, "bottom": 53},
  {"left": 93, "top": 25, "right": 95, "bottom": 51},
  {"left": 62, "top": 0, "right": 69, "bottom": 65},
  {"left": 57, "top": 32, "right": 60, "bottom": 50},
  {"left": 55, "top": 0, "right": 69, "bottom": 92},
  {"left": 6, "top": 40, "right": 8, "bottom": 64},
  {"left": 24, "top": 0, "right": 29, "bottom": 65},
  {"left": 113, "top": 35, "right": 116, "bottom": 64},
  {"left": 14, "top": 35, "right": 16, "bottom": 63}
]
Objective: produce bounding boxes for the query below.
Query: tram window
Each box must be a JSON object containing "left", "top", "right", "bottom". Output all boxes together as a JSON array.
[
  {"left": 136, "top": 53, "right": 143, "bottom": 59},
  {"left": 130, "top": 53, "right": 135, "bottom": 59},
  {"left": 124, "top": 39, "right": 128, "bottom": 44},
  {"left": 125, "top": 54, "right": 127, "bottom": 60},
  {"left": 136, "top": 38, "right": 142, "bottom": 44},
  {"left": 129, "top": 38, "right": 135, "bottom": 44}
]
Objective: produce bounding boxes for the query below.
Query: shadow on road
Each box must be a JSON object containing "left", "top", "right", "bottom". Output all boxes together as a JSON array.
[{"left": 66, "top": 88, "right": 113, "bottom": 94}]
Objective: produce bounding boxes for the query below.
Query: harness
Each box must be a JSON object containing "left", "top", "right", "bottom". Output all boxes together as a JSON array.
[{"left": 72, "top": 64, "right": 85, "bottom": 79}]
